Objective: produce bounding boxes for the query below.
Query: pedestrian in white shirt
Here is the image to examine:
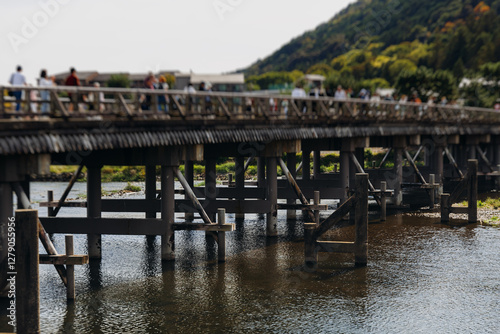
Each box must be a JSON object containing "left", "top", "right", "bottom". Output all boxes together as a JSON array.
[
  {"left": 334, "top": 85, "right": 347, "bottom": 100},
  {"left": 39, "top": 69, "right": 53, "bottom": 115},
  {"left": 291, "top": 83, "right": 307, "bottom": 113},
  {"left": 9, "top": 65, "right": 27, "bottom": 112}
]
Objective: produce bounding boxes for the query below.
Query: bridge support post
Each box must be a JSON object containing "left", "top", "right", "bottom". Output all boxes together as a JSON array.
[
  {"left": 235, "top": 156, "right": 245, "bottom": 219},
  {"left": 87, "top": 165, "right": 102, "bottom": 259},
  {"left": 287, "top": 153, "right": 297, "bottom": 220},
  {"left": 145, "top": 165, "right": 157, "bottom": 216},
  {"left": 266, "top": 157, "right": 278, "bottom": 237},
  {"left": 494, "top": 136, "right": 500, "bottom": 190},
  {"left": 257, "top": 157, "right": 266, "bottom": 199},
  {"left": 205, "top": 159, "right": 217, "bottom": 222},
  {"left": 16, "top": 209, "right": 40, "bottom": 334},
  {"left": 468, "top": 160, "right": 478, "bottom": 224},
  {"left": 340, "top": 139, "right": 353, "bottom": 204},
  {"left": 466, "top": 137, "right": 477, "bottom": 161},
  {"left": 145, "top": 165, "right": 157, "bottom": 244},
  {"left": 433, "top": 142, "right": 445, "bottom": 184},
  {"left": 302, "top": 149, "right": 311, "bottom": 182},
  {"left": 393, "top": 136, "right": 406, "bottom": 206},
  {"left": 161, "top": 165, "right": 175, "bottom": 261},
  {"left": 184, "top": 161, "right": 195, "bottom": 220},
  {"left": 354, "top": 174, "right": 368, "bottom": 266},
  {"left": 313, "top": 150, "right": 321, "bottom": 179},
  {"left": 0, "top": 182, "right": 13, "bottom": 297}
]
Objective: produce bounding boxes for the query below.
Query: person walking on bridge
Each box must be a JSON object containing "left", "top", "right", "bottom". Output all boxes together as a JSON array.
[
  {"left": 65, "top": 68, "right": 81, "bottom": 112},
  {"left": 9, "top": 65, "right": 27, "bottom": 112},
  {"left": 39, "top": 69, "right": 53, "bottom": 116}
]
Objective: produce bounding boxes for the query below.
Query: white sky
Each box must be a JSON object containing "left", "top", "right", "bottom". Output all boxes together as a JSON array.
[{"left": 0, "top": 0, "right": 355, "bottom": 84}]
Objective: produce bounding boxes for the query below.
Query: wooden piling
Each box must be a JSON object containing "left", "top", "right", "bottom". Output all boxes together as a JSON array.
[
  {"left": 87, "top": 166, "right": 102, "bottom": 259},
  {"left": 266, "top": 157, "right": 278, "bottom": 237},
  {"left": 313, "top": 150, "right": 321, "bottom": 179},
  {"left": 257, "top": 157, "right": 266, "bottom": 190},
  {"left": 65, "top": 235, "right": 75, "bottom": 300},
  {"left": 205, "top": 159, "right": 217, "bottom": 222},
  {"left": 394, "top": 147, "right": 404, "bottom": 206},
  {"left": 217, "top": 209, "right": 226, "bottom": 263},
  {"left": 304, "top": 223, "right": 318, "bottom": 270},
  {"left": 47, "top": 190, "right": 55, "bottom": 217},
  {"left": 302, "top": 150, "right": 311, "bottom": 181},
  {"left": 429, "top": 174, "right": 435, "bottom": 209},
  {"left": 441, "top": 193, "right": 450, "bottom": 223},
  {"left": 161, "top": 166, "right": 175, "bottom": 261},
  {"left": 339, "top": 150, "right": 350, "bottom": 204},
  {"left": 314, "top": 191, "right": 320, "bottom": 226},
  {"left": 380, "top": 181, "right": 387, "bottom": 221},
  {"left": 286, "top": 153, "right": 297, "bottom": 220},
  {"left": 354, "top": 174, "right": 368, "bottom": 266},
  {"left": 16, "top": 209, "right": 40, "bottom": 334},
  {"left": 235, "top": 156, "right": 245, "bottom": 219},
  {"left": 145, "top": 165, "right": 157, "bottom": 219},
  {"left": 468, "top": 159, "right": 478, "bottom": 223}
]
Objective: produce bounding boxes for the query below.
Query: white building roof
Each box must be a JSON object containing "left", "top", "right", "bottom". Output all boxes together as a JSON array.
[{"left": 177, "top": 73, "right": 245, "bottom": 84}]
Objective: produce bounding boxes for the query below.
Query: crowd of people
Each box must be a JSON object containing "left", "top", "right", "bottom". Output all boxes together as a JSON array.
[
  {"left": 323, "top": 85, "right": 456, "bottom": 108},
  {"left": 5, "top": 65, "right": 478, "bottom": 119},
  {"left": 5, "top": 66, "right": 174, "bottom": 117}
]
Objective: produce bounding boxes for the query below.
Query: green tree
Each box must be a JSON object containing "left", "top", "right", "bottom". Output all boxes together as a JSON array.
[{"left": 107, "top": 74, "right": 130, "bottom": 88}]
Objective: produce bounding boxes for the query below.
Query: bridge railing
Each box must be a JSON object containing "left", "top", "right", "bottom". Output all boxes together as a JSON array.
[{"left": 1, "top": 85, "right": 499, "bottom": 124}]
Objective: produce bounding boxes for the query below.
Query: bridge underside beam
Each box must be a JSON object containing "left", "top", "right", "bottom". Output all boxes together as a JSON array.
[{"left": 40, "top": 218, "right": 234, "bottom": 235}]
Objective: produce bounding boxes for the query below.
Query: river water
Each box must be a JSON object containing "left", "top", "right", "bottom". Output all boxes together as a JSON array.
[{"left": 1, "top": 182, "right": 500, "bottom": 333}]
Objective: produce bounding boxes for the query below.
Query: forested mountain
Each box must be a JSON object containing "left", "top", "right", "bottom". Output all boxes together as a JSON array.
[{"left": 244, "top": 0, "right": 500, "bottom": 107}]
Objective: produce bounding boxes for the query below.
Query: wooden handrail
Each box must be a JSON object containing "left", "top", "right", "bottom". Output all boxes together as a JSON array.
[{"left": 1, "top": 85, "right": 500, "bottom": 124}]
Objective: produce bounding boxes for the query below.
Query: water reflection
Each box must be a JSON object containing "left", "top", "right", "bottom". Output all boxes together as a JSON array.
[{"left": 2, "top": 182, "right": 500, "bottom": 333}]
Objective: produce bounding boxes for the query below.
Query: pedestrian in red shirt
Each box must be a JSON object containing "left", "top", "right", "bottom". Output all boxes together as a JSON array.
[{"left": 65, "top": 67, "right": 80, "bottom": 112}]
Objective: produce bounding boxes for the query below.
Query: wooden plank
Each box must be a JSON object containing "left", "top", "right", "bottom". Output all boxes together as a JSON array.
[
  {"left": 40, "top": 217, "right": 235, "bottom": 234},
  {"left": 279, "top": 158, "right": 315, "bottom": 221},
  {"left": 444, "top": 147, "right": 465, "bottom": 179},
  {"left": 404, "top": 149, "right": 427, "bottom": 184},
  {"left": 117, "top": 93, "right": 133, "bottom": 118},
  {"left": 12, "top": 182, "right": 67, "bottom": 286},
  {"left": 39, "top": 254, "right": 89, "bottom": 266},
  {"left": 450, "top": 177, "right": 469, "bottom": 204},
  {"left": 39, "top": 201, "right": 87, "bottom": 208},
  {"left": 317, "top": 241, "right": 355, "bottom": 254},
  {"left": 174, "top": 223, "right": 235, "bottom": 232},
  {"left": 349, "top": 152, "right": 382, "bottom": 207},
  {"left": 98, "top": 198, "right": 271, "bottom": 213},
  {"left": 275, "top": 203, "right": 328, "bottom": 211},
  {"left": 314, "top": 196, "right": 357, "bottom": 239},
  {"left": 41, "top": 217, "right": 168, "bottom": 235},
  {"left": 175, "top": 167, "right": 213, "bottom": 225},
  {"left": 50, "top": 91, "right": 69, "bottom": 118},
  {"left": 450, "top": 207, "right": 469, "bottom": 214},
  {"left": 216, "top": 95, "right": 232, "bottom": 119}
]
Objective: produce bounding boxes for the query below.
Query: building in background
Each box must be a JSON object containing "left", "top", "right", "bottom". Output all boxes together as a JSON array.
[{"left": 175, "top": 73, "right": 245, "bottom": 92}]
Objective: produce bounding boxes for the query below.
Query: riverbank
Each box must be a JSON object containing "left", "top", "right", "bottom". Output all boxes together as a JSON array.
[{"left": 36, "top": 150, "right": 395, "bottom": 182}]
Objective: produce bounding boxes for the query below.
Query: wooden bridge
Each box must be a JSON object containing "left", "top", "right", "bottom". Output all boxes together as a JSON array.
[{"left": 1, "top": 85, "right": 500, "bottom": 311}]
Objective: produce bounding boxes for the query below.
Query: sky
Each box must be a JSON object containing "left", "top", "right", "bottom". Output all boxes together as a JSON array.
[{"left": 0, "top": 0, "right": 356, "bottom": 84}]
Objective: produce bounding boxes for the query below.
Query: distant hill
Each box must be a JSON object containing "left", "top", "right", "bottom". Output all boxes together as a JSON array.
[{"left": 244, "top": 0, "right": 500, "bottom": 92}]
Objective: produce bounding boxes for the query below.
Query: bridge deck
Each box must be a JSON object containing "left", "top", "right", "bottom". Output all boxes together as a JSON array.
[{"left": 1, "top": 86, "right": 500, "bottom": 156}]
